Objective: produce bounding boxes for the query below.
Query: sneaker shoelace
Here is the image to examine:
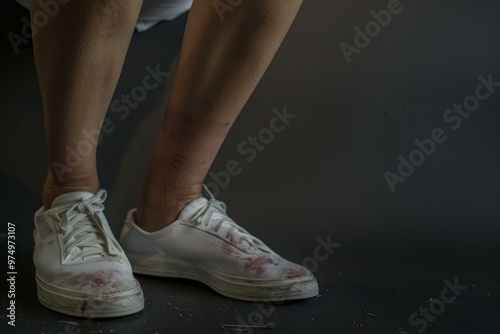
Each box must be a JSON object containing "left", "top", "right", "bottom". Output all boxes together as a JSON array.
[
  {"left": 187, "top": 186, "right": 274, "bottom": 254},
  {"left": 50, "top": 190, "right": 120, "bottom": 262}
]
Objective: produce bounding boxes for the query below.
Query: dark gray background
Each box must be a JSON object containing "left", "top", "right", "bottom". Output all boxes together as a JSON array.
[{"left": 1, "top": 0, "right": 498, "bottom": 333}]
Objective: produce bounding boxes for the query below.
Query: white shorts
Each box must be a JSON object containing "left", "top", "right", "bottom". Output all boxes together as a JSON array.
[
  {"left": 15, "top": 0, "right": 193, "bottom": 32},
  {"left": 136, "top": 0, "right": 193, "bottom": 31}
]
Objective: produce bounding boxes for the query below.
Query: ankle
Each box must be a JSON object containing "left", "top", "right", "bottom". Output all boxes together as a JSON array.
[
  {"left": 43, "top": 170, "right": 100, "bottom": 209},
  {"left": 135, "top": 190, "right": 202, "bottom": 232}
]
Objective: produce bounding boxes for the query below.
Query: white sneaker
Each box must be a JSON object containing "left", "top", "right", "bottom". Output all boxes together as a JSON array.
[
  {"left": 34, "top": 190, "right": 144, "bottom": 317},
  {"left": 119, "top": 187, "right": 319, "bottom": 301}
]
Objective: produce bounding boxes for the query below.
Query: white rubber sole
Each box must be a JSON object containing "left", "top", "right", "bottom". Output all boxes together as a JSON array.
[
  {"left": 126, "top": 252, "right": 319, "bottom": 301},
  {"left": 36, "top": 271, "right": 145, "bottom": 318}
]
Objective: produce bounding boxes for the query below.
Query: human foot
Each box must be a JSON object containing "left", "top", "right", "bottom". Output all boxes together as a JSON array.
[
  {"left": 119, "top": 187, "right": 318, "bottom": 301},
  {"left": 34, "top": 190, "right": 144, "bottom": 317}
]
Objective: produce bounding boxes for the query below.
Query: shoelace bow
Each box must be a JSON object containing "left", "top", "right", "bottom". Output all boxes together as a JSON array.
[
  {"left": 188, "top": 186, "right": 272, "bottom": 253},
  {"left": 50, "top": 190, "right": 119, "bottom": 261}
]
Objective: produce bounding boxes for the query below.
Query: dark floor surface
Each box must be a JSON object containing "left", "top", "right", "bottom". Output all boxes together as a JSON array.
[{"left": 1, "top": 1, "right": 499, "bottom": 333}]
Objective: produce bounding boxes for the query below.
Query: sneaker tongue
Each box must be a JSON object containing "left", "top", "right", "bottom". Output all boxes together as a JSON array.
[
  {"left": 51, "top": 191, "right": 95, "bottom": 208},
  {"left": 178, "top": 197, "right": 208, "bottom": 220}
]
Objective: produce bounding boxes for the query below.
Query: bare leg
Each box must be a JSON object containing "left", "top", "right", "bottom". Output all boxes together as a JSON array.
[
  {"left": 31, "top": 0, "right": 143, "bottom": 209},
  {"left": 31, "top": 0, "right": 146, "bottom": 317},
  {"left": 136, "top": 0, "right": 303, "bottom": 232}
]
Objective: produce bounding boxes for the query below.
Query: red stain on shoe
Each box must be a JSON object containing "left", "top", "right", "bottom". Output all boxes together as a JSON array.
[
  {"left": 244, "top": 256, "right": 273, "bottom": 276},
  {"left": 69, "top": 272, "right": 107, "bottom": 287},
  {"left": 68, "top": 269, "right": 118, "bottom": 286},
  {"left": 220, "top": 242, "right": 245, "bottom": 260},
  {"left": 222, "top": 243, "right": 276, "bottom": 276},
  {"left": 282, "top": 267, "right": 308, "bottom": 279}
]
